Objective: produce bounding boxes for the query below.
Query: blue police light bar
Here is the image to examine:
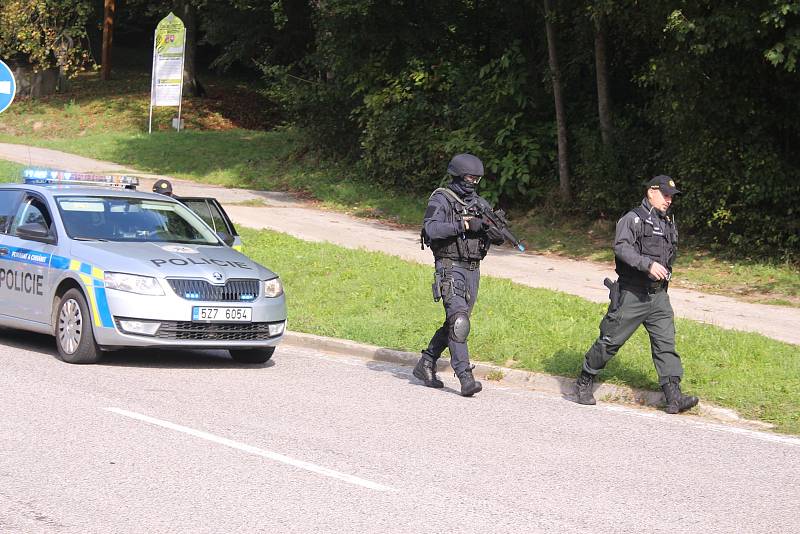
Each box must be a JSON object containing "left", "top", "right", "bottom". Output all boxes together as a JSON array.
[{"left": 22, "top": 168, "right": 139, "bottom": 189}]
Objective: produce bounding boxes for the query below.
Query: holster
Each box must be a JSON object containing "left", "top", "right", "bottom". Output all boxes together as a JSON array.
[
  {"left": 604, "top": 277, "right": 621, "bottom": 310},
  {"left": 432, "top": 270, "right": 443, "bottom": 302}
]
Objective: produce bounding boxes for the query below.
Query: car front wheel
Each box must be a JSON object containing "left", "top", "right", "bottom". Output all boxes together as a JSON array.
[
  {"left": 229, "top": 347, "right": 275, "bottom": 364},
  {"left": 55, "top": 288, "right": 101, "bottom": 364}
]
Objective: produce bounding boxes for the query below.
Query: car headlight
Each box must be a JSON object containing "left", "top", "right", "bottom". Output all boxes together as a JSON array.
[
  {"left": 263, "top": 277, "right": 283, "bottom": 298},
  {"left": 104, "top": 272, "right": 165, "bottom": 296}
]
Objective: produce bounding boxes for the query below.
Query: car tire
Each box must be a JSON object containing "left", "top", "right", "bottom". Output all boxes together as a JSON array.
[
  {"left": 229, "top": 347, "right": 275, "bottom": 364},
  {"left": 55, "top": 288, "right": 101, "bottom": 364}
]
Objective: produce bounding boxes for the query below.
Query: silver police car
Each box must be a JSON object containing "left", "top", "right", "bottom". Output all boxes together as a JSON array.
[{"left": 0, "top": 171, "right": 287, "bottom": 364}]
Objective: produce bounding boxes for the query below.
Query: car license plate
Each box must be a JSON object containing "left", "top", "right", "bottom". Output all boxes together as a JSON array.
[{"left": 192, "top": 306, "right": 252, "bottom": 322}]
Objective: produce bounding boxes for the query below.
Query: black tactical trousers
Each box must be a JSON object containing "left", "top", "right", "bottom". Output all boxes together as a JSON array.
[
  {"left": 423, "top": 260, "right": 480, "bottom": 375},
  {"left": 583, "top": 287, "right": 683, "bottom": 385}
]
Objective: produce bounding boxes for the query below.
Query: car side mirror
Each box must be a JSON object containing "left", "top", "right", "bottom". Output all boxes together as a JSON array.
[
  {"left": 16, "top": 222, "right": 53, "bottom": 242},
  {"left": 217, "top": 231, "right": 235, "bottom": 247}
]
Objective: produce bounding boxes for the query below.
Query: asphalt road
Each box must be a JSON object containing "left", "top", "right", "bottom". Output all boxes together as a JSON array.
[{"left": 2, "top": 332, "right": 798, "bottom": 533}]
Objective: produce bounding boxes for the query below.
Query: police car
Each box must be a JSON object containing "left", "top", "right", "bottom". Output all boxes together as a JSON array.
[{"left": 0, "top": 170, "right": 287, "bottom": 364}]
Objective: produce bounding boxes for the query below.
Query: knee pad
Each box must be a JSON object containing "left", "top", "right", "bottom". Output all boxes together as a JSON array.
[{"left": 449, "top": 312, "right": 470, "bottom": 343}]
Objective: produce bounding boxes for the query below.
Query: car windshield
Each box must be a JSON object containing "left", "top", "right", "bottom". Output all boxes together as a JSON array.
[{"left": 55, "top": 196, "right": 221, "bottom": 245}]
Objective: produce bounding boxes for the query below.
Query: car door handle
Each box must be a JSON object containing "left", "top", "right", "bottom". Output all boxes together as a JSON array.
[{"left": 0, "top": 248, "right": 8, "bottom": 256}]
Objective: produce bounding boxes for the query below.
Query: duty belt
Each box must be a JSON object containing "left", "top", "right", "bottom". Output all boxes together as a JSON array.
[
  {"left": 620, "top": 281, "right": 668, "bottom": 294},
  {"left": 440, "top": 259, "right": 481, "bottom": 271}
]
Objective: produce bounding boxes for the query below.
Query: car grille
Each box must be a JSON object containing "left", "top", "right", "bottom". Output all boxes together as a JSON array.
[
  {"left": 167, "top": 278, "right": 260, "bottom": 302},
  {"left": 153, "top": 321, "right": 279, "bottom": 341}
]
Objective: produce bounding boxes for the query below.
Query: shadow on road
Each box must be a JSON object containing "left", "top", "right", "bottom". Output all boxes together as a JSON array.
[
  {"left": 542, "top": 347, "right": 659, "bottom": 396},
  {"left": 99, "top": 349, "right": 277, "bottom": 370},
  {"left": 0, "top": 328, "right": 275, "bottom": 370},
  {"left": 365, "top": 358, "right": 468, "bottom": 397}
]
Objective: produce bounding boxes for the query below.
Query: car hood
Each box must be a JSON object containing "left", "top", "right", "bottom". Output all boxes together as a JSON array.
[{"left": 67, "top": 241, "right": 277, "bottom": 281}]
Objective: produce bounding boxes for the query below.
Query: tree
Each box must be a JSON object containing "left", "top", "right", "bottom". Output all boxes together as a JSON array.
[
  {"left": 101, "top": 0, "right": 115, "bottom": 80},
  {"left": 0, "top": 0, "right": 93, "bottom": 76},
  {"left": 543, "top": 0, "right": 571, "bottom": 202},
  {"left": 175, "top": 0, "right": 204, "bottom": 96},
  {"left": 592, "top": 3, "right": 613, "bottom": 148}
]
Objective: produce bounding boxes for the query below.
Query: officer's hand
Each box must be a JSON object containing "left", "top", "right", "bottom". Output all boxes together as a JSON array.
[
  {"left": 462, "top": 216, "right": 473, "bottom": 232},
  {"left": 648, "top": 262, "right": 669, "bottom": 281},
  {"left": 467, "top": 217, "right": 484, "bottom": 232}
]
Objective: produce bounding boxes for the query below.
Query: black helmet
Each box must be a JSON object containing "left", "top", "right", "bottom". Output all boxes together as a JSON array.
[
  {"left": 153, "top": 179, "right": 173, "bottom": 196},
  {"left": 447, "top": 153, "right": 484, "bottom": 178}
]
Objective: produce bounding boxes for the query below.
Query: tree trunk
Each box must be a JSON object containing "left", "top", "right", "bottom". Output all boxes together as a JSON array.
[
  {"left": 101, "top": 0, "right": 115, "bottom": 81},
  {"left": 594, "top": 11, "right": 612, "bottom": 148},
  {"left": 543, "top": 0, "right": 571, "bottom": 203},
  {"left": 175, "top": 0, "right": 205, "bottom": 97}
]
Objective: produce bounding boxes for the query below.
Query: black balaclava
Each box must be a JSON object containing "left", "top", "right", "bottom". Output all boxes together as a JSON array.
[{"left": 446, "top": 153, "right": 484, "bottom": 198}]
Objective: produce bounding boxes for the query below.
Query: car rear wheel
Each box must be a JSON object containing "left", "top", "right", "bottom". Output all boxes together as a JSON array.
[
  {"left": 229, "top": 347, "right": 275, "bottom": 364},
  {"left": 55, "top": 289, "right": 101, "bottom": 364}
]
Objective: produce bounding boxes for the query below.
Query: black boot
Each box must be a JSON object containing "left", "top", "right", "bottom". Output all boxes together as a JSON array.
[
  {"left": 662, "top": 377, "right": 699, "bottom": 414},
  {"left": 575, "top": 370, "right": 596, "bottom": 405},
  {"left": 413, "top": 355, "right": 444, "bottom": 388},
  {"left": 456, "top": 366, "right": 482, "bottom": 397}
]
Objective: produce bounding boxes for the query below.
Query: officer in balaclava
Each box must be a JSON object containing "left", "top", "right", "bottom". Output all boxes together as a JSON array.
[{"left": 414, "top": 153, "right": 505, "bottom": 396}]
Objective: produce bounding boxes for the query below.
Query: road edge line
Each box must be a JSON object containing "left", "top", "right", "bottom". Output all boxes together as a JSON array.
[{"left": 281, "top": 330, "right": 775, "bottom": 432}]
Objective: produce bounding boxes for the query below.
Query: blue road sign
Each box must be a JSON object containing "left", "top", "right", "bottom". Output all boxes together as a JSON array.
[{"left": 0, "top": 60, "right": 16, "bottom": 114}]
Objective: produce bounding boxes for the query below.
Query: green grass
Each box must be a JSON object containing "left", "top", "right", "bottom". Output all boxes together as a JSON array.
[
  {"left": 241, "top": 227, "right": 800, "bottom": 434},
  {"left": 0, "top": 68, "right": 797, "bottom": 304},
  {"left": 0, "top": 160, "right": 24, "bottom": 181}
]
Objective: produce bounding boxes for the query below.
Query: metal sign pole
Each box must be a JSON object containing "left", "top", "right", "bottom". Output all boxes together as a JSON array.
[
  {"left": 176, "top": 30, "right": 186, "bottom": 132},
  {"left": 148, "top": 28, "right": 157, "bottom": 134}
]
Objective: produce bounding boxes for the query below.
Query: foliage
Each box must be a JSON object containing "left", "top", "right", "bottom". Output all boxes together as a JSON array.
[
  {"left": 5, "top": 0, "right": 800, "bottom": 259},
  {"left": 257, "top": 0, "right": 799, "bottom": 259},
  {"left": 0, "top": 0, "right": 94, "bottom": 75}
]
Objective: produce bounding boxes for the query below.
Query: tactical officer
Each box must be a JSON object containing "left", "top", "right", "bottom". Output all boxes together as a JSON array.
[
  {"left": 152, "top": 179, "right": 175, "bottom": 197},
  {"left": 575, "top": 175, "right": 699, "bottom": 414},
  {"left": 414, "top": 153, "right": 505, "bottom": 396}
]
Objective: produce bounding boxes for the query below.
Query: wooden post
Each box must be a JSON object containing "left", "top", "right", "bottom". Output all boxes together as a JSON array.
[{"left": 101, "top": 0, "right": 116, "bottom": 81}]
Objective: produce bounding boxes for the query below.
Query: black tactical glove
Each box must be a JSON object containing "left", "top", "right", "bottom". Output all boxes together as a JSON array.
[{"left": 467, "top": 217, "right": 485, "bottom": 232}]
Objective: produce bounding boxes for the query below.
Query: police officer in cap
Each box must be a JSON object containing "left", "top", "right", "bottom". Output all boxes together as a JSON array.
[
  {"left": 575, "top": 175, "right": 699, "bottom": 414},
  {"left": 414, "top": 153, "right": 505, "bottom": 396},
  {"left": 153, "top": 179, "right": 174, "bottom": 197}
]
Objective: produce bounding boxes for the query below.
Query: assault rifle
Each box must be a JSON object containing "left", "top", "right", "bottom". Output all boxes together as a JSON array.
[{"left": 464, "top": 197, "right": 526, "bottom": 252}]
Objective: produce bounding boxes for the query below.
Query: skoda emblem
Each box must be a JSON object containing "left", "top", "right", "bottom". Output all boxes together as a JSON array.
[{"left": 212, "top": 272, "right": 224, "bottom": 282}]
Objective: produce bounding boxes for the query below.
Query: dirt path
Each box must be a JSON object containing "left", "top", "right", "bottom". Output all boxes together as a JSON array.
[{"left": 2, "top": 142, "right": 798, "bottom": 346}]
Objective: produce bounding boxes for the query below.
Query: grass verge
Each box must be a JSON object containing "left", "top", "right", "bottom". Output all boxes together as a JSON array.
[
  {"left": 241, "top": 227, "right": 800, "bottom": 434},
  {"left": 0, "top": 68, "right": 797, "bottom": 304}
]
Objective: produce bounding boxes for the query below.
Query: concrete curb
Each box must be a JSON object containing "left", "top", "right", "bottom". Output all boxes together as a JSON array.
[{"left": 282, "top": 330, "right": 775, "bottom": 431}]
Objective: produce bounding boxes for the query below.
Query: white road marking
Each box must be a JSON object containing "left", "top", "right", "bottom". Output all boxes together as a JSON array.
[{"left": 105, "top": 407, "right": 395, "bottom": 492}]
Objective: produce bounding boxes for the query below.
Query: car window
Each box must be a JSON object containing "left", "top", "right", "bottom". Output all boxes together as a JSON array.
[
  {"left": 181, "top": 198, "right": 235, "bottom": 236},
  {"left": 10, "top": 196, "right": 53, "bottom": 236},
  {"left": 181, "top": 199, "right": 218, "bottom": 231},
  {"left": 0, "top": 189, "right": 23, "bottom": 234},
  {"left": 56, "top": 196, "right": 222, "bottom": 245}
]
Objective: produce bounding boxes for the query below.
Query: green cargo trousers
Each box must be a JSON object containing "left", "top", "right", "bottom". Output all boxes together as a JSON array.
[{"left": 582, "top": 287, "right": 683, "bottom": 385}]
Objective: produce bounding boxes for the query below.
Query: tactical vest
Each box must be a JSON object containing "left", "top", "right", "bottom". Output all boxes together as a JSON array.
[
  {"left": 615, "top": 205, "right": 678, "bottom": 286},
  {"left": 424, "top": 188, "right": 489, "bottom": 261}
]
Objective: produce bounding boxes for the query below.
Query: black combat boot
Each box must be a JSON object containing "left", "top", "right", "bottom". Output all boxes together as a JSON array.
[
  {"left": 662, "top": 377, "right": 699, "bottom": 414},
  {"left": 456, "top": 366, "right": 482, "bottom": 397},
  {"left": 413, "top": 355, "right": 444, "bottom": 388},
  {"left": 575, "top": 370, "right": 596, "bottom": 405}
]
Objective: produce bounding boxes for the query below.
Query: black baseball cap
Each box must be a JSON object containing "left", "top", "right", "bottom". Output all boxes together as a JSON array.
[
  {"left": 153, "top": 179, "right": 173, "bottom": 195},
  {"left": 646, "top": 175, "right": 681, "bottom": 195}
]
